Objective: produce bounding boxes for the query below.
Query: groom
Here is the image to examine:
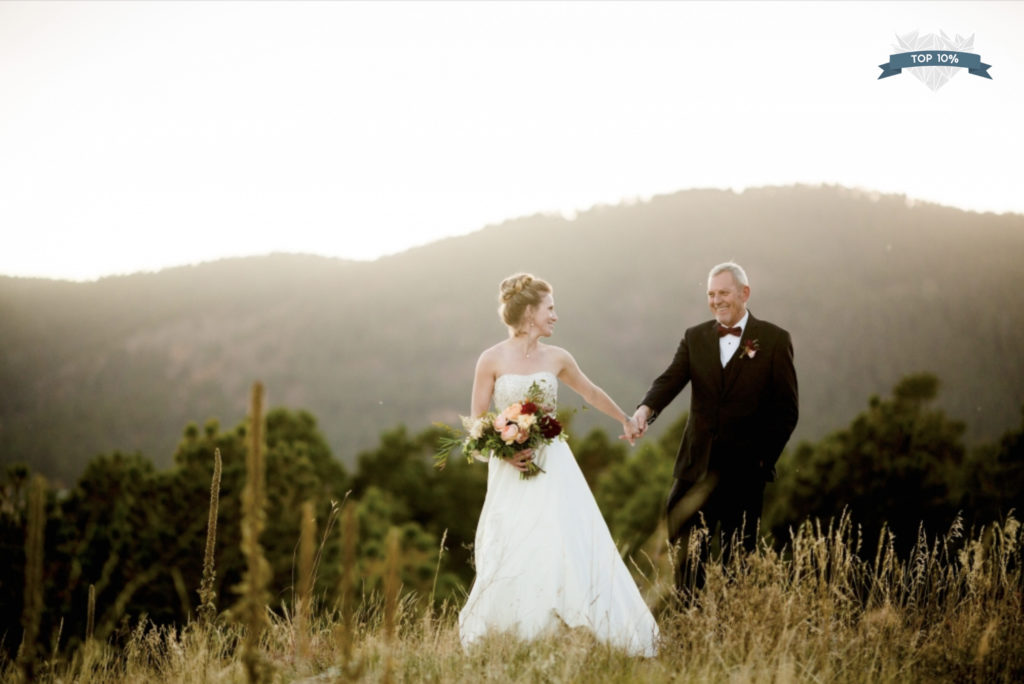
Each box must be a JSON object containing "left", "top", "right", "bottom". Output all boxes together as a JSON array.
[{"left": 632, "top": 262, "right": 798, "bottom": 591}]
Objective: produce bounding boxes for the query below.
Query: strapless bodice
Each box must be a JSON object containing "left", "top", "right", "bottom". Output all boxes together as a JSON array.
[{"left": 493, "top": 371, "right": 558, "bottom": 412}]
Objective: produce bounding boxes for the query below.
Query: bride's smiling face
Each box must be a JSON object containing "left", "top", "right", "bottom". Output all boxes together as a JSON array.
[{"left": 527, "top": 293, "right": 558, "bottom": 337}]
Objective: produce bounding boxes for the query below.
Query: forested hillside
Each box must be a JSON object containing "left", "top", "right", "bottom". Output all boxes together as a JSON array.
[{"left": 2, "top": 184, "right": 1023, "bottom": 483}]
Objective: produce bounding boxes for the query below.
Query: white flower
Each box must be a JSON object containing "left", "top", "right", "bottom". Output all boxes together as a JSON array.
[
  {"left": 516, "top": 413, "right": 536, "bottom": 431},
  {"left": 462, "top": 415, "right": 486, "bottom": 440}
]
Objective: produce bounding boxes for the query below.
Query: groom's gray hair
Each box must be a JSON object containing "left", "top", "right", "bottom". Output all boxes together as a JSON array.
[{"left": 709, "top": 262, "right": 749, "bottom": 288}]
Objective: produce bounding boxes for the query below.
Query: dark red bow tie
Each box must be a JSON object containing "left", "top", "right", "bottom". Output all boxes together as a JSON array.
[{"left": 717, "top": 325, "right": 742, "bottom": 337}]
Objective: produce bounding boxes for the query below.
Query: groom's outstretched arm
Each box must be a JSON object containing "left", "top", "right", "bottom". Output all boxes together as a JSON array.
[{"left": 638, "top": 332, "right": 693, "bottom": 427}]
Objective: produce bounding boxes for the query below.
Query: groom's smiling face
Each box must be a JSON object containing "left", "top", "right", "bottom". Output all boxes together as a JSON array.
[{"left": 707, "top": 272, "right": 750, "bottom": 327}]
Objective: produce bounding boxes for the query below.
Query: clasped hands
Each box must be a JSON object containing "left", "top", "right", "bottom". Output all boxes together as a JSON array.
[{"left": 620, "top": 406, "right": 652, "bottom": 446}]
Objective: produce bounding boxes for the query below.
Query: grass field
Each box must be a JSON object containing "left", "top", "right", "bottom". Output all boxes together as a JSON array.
[{"left": 5, "top": 511, "right": 1021, "bottom": 683}]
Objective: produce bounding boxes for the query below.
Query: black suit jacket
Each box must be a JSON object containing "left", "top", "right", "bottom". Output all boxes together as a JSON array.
[{"left": 641, "top": 313, "right": 798, "bottom": 482}]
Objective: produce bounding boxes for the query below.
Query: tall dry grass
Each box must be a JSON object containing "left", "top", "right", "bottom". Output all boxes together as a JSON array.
[
  {"left": 86, "top": 584, "right": 95, "bottom": 644},
  {"left": 198, "top": 447, "right": 222, "bottom": 625},
  {"left": 334, "top": 498, "right": 364, "bottom": 680},
  {"left": 6, "top": 508, "right": 1018, "bottom": 683},
  {"left": 235, "top": 381, "right": 271, "bottom": 683},
  {"left": 294, "top": 499, "right": 316, "bottom": 660},
  {"left": 15, "top": 474, "right": 46, "bottom": 682}
]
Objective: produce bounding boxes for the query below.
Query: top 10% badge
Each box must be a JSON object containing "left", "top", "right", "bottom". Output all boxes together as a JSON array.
[
  {"left": 878, "top": 32, "right": 993, "bottom": 91},
  {"left": 879, "top": 51, "right": 992, "bottom": 79}
]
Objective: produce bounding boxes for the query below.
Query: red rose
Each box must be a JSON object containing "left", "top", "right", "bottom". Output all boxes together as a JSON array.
[
  {"left": 521, "top": 401, "right": 538, "bottom": 415},
  {"left": 538, "top": 415, "right": 562, "bottom": 439}
]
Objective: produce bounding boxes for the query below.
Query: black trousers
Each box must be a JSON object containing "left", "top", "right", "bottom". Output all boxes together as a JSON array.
[{"left": 666, "top": 468, "right": 766, "bottom": 593}]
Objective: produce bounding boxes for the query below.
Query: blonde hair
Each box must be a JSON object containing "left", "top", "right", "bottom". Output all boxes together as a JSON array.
[{"left": 498, "top": 273, "right": 552, "bottom": 330}]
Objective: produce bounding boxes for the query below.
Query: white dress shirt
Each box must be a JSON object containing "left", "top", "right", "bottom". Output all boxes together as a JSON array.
[{"left": 718, "top": 310, "right": 749, "bottom": 367}]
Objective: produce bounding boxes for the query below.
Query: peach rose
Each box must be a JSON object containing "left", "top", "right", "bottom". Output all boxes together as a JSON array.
[{"left": 500, "top": 423, "right": 520, "bottom": 444}]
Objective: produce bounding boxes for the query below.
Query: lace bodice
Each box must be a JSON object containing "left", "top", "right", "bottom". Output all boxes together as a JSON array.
[{"left": 493, "top": 372, "right": 558, "bottom": 412}]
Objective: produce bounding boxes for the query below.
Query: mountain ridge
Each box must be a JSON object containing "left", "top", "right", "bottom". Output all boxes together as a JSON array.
[{"left": 2, "top": 184, "right": 1022, "bottom": 484}]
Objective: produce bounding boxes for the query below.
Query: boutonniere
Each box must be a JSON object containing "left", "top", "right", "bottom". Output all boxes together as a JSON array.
[{"left": 741, "top": 339, "right": 760, "bottom": 359}]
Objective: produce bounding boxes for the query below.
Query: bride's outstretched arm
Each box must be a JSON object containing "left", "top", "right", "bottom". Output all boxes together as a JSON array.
[{"left": 556, "top": 348, "right": 638, "bottom": 443}]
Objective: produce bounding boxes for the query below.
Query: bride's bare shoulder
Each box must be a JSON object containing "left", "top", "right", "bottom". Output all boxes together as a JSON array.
[
  {"left": 476, "top": 341, "right": 510, "bottom": 370},
  {"left": 544, "top": 345, "right": 577, "bottom": 369}
]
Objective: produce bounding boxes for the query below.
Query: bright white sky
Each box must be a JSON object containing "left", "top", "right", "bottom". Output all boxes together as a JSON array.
[{"left": 1, "top": 1, "right": 1021, "bottom": 281}]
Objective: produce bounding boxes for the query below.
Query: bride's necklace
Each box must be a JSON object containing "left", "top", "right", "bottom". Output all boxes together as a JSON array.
[
  {"left": 520, "top": 339, "right": 539, "bottom": 359},
  {"left": 513, "top": 327, "right": 540, "bottom": 358}
]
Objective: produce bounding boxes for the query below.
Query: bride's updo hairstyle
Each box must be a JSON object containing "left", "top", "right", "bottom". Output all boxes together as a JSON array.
[{"left": 498, "top": 273, "right": 552, "bottom": 331}]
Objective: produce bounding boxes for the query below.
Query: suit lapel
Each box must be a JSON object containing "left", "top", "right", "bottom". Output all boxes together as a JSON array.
[{"left": 701, "top": 320, "right": 724, "bottom": 395}]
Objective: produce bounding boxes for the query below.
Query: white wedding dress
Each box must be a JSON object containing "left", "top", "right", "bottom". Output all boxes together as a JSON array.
[{"left": 459, "top": 371, "right": 659, "bottom": 657}]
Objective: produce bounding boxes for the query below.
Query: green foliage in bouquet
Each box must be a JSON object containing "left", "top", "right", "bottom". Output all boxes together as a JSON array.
[{"left": 434, "top": 381, "right": 566, "bottom": 479}]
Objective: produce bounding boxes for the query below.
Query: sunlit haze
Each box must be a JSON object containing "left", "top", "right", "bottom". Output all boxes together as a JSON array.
[{"left": 1, "top": 1, "right": 1022, "bottom": 281}]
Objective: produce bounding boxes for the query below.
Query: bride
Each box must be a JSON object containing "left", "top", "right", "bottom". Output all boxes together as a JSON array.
[{"left": 458, "top": 273, "right": 659, "bottom": 657}]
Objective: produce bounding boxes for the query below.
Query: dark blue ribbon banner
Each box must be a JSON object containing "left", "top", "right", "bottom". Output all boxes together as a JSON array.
[{"left": 878, "top": 51, "right": 992, "bottom": 79}]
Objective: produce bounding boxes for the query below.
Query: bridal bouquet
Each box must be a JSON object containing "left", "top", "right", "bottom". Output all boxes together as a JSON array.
[{"left": 434, "top": 381, "right": 565, "bottom": 479}]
